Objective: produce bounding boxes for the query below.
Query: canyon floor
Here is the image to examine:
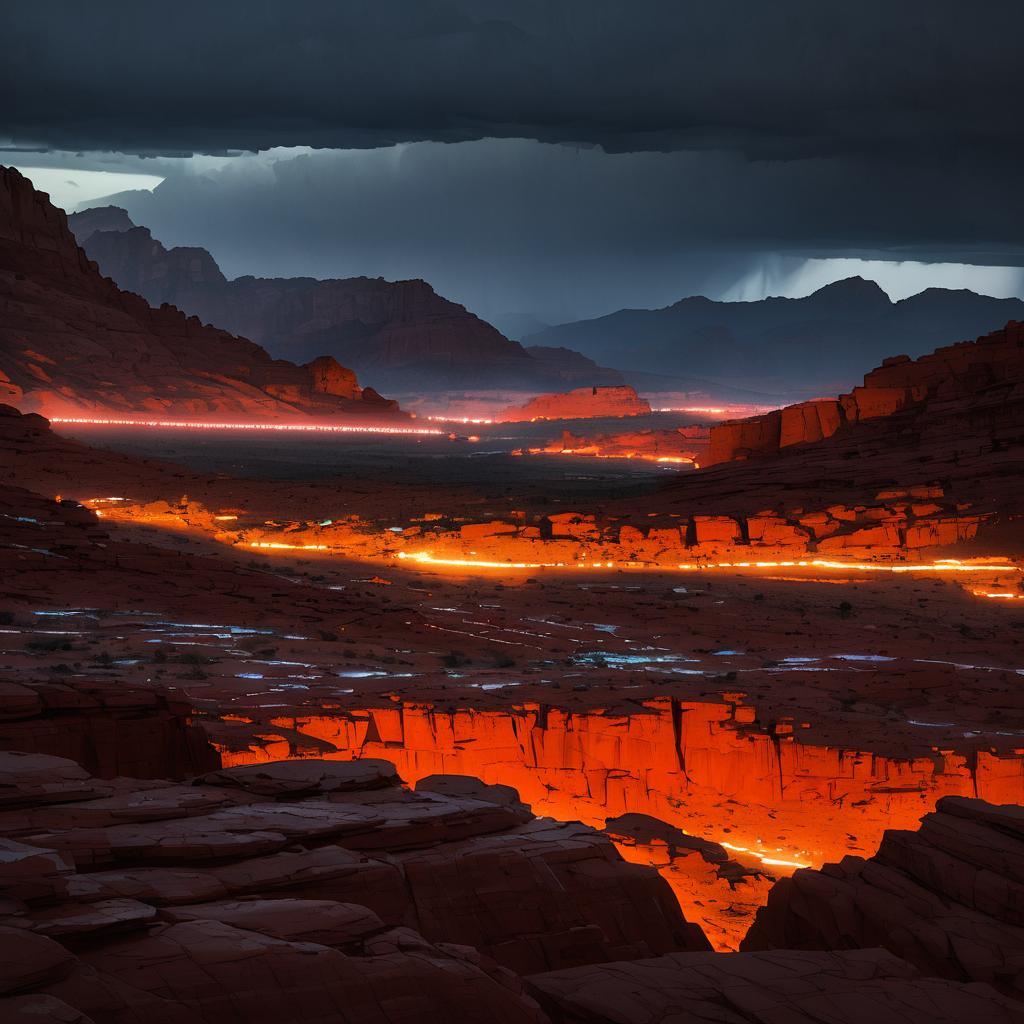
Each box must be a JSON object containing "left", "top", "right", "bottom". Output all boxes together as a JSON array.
[{"left": 4, "top": 411, "right": 1023, "bottom": 962}]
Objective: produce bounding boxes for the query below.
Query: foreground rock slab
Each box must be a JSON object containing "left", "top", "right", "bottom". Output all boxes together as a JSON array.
[
  {"left": 0, "top": 754, "right": 708, "bottom": 1023},
  {"left": 527, "top": 948, "right": 1024, "bottom": 1023},
  {"left": 743, "top": 796, "right": 1024, "bottom": 999}
]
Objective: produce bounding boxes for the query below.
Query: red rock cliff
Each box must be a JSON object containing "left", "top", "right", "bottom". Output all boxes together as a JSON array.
[
  {"left": 208, "top": 699, "right": 1024, "bottom": 943},
  {"left": 742, "top": 796, "right": 1024, "bottom": 999},
  {"left": 0, "top": 167, "right": 401, "bottom": 420},
  {"left": 704, "top": 323, "right": 1024, "bottom": 466}
]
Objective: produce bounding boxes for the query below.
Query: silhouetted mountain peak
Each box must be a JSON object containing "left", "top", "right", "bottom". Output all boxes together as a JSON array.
[
  {"left": 523, "top": 272, "right": 1024, "bottom": 390},
  {"left": 66, "top": 205, "right": 135, "bottom": 242},
  {"left": 806, "top": 276, "right": 892, "bottom": 305}
]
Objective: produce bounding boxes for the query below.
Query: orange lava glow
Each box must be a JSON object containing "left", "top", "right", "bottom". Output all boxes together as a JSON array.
[
  {"left": 719, "top": 842, "right": 810, "bottom": 870},
  {"left": 50, "top": 416, "right": 445, "bottom": 437},
  {"left": 214, "top": 700, "right": 1024, "bottom": 948},
  {"left": 530, "top": 447, "right": 697, "bottom": 466},
  {"left": 397, "top": 550, "right": 1019, "bottom": 576}
]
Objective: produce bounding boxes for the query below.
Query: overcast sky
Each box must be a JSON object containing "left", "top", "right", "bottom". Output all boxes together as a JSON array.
[{"left": 4, "top": 1, "right": 1023, "bottom": 323}]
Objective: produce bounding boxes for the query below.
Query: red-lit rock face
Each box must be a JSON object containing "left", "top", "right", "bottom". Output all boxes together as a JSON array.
[
  {"left": 704, "top": 322, "right": 1024, "bottom": 466},
  {"left": 743, "top": 796, "right": 1024, "bottom": 1000},
  {"left": 0, "top": 167, "right": 402, "bottom": 420},
  {"left": 212, "top": 699, "right": 1024, "bottom": 937},
  {"left": 499, "top": 386, "right": 652, "bottom": 422}
]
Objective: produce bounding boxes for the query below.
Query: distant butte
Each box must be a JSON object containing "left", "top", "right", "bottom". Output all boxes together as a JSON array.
[{"left": 498, "top": 384, "right": 652, "bottom": 422}]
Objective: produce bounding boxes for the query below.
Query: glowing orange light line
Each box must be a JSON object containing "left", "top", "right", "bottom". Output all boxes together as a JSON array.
[
  {"left": 248, "top": 541, "right": 330, "bottom": 551},
  {"left": 396, "top": 551, "right": 1019, "bottom": 574},
  {"left": 51, "top": 417, "right": 445, "bottom": 437}
]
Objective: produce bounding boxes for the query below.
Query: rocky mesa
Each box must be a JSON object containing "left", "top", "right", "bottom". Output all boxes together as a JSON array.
[{"left": 499, "top": 386, "right": 652, "bottom": 422}]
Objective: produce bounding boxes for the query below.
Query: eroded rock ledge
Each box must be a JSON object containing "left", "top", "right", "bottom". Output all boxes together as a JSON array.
[
  {"left": 0, "top": 754, "right": 706, "bottom": 1022},
  {"left": 743, "top": 796, "right": 1024, "bottom": 1000}
]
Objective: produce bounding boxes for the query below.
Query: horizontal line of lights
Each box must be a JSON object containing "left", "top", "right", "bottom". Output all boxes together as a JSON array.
[
  {"left": 51, "top": 417, "right": 445, "bottom": 437},
  {"left": 249, "top": 541, "right": 329, "bottom": 551},
  {"left": 540, "top": 449, "right": 697, "bottom": 465},
  {"left": 396, "top": 552, "right": 1019, "bottom": 574},
  {"left": 425, "top": 415, "right": 494, "bottom": 425}
]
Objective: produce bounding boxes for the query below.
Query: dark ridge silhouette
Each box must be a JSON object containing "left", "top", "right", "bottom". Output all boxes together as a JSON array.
[
  {"left": 70, "top": 208, "right": 624, "bottom": 393},
  {"left": 524, "top": 278, "right": 1024, "bottom": 391},
  {"left": 0, "top": 167, "right": 401, "bottom": 420}
]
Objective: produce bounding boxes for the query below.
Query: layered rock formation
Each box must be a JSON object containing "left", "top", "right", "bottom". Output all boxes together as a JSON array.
[
  {"left": 0, "top": 753, "right": 709, "bottom": 1023},
  {"left": 5, "top": 743, "right": 1020, "bottom": 1022},
  {"left": 0, "top": 679, "right": 217, "bottom": 780},
  {"left": 705, "top": 324, "right": 1024, "bottom": 466},
  {"left": 523, "top": 276, "right": 1024, "bottom": 391},
  {"left": 0, "top": 168, "right": 400, "bottom": 419},
  {"left": 211, "top": 700, "right": 1024, "bottom": 926},
  {"left": 499, "top": 386, "right": 652, "bottom": 422},
  {"left": 69, "top": 209, "right": 619, "bottom": 393},
  {"left": 743, "top": 797, "right": 1024, "bottom": 999}
]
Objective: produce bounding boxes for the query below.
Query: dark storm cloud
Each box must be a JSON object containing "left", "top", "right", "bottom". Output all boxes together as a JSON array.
[
  {"left": 5, "top": 0, "right": 1023, "bottom": 159},
  {"left": 7, "top": 1, "right": 1024, "bottom": 319},
  {"left": 84, "top": 141, "right": 1024, "bottom": 324}
]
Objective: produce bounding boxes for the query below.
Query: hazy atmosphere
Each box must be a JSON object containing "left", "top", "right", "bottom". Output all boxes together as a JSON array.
[{"left": 6, "top": 2, "right": 1024, "bottom": 324}]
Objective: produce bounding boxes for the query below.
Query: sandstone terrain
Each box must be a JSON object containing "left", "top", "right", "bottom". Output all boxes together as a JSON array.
[{"left": 2, "top": 396, "right": 1024, "bottom": 959}]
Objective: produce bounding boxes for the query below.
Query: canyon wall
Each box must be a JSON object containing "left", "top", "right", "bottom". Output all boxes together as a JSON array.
[
  {"left": 0, "top": 678, "right": 219, "bottom": 779},
  {"left": 742, "top": 796, "right": 1024, "bottom": 999},
  {"left": 0, "top": 167, "right": 401, "bottom": 419},
  {"left": 207, "top": 699, "right": 1024, "bottom": 936},
  {"left": 705, "top": 324, "right": 1024, "bottom": 465}
]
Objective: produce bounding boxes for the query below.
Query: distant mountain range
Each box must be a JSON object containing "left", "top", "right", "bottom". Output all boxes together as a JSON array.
[
  {"left": 0, "top": 167, "right": 401, "bottom": 421},
  {"left": 522, "top": 278, "right": 1024, "bottom": 391},
  {"left": 70, "top": 209, "right": 623, "bottom": 394}
]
